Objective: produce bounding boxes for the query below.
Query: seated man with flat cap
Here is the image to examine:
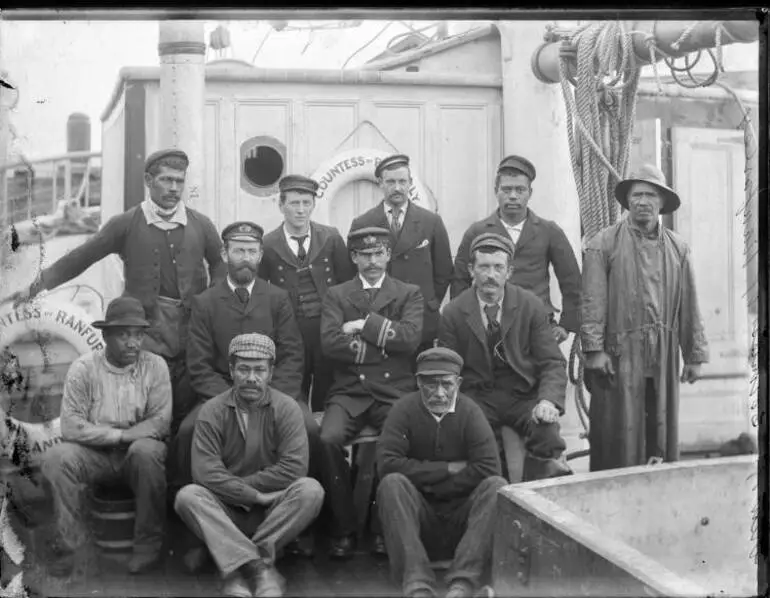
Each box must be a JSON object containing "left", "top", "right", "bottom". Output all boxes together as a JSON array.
[
  {"left": 318, "top": 226, "right": 424, "bottom": 559},
  {"left": 259, "top": 174, "right": 355, "bottom": 412},
  {"left": 41, "top": 296, "right": 172, "bottom": 577},
  {"left": 450, "top": 155, "right": 581, "bottom": 346},
  {"left": 377, "top": 347, "right": 505, "bottom": 598},
  {"left": 439, "top": 233, "right": 571, "bottom": 481},
  {"left": 175, "top": 333, "right": 324, "bottom": 598}
]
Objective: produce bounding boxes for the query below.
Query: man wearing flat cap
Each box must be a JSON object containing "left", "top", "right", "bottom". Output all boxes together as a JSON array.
[
  {"left": 377, "top": 347, "right": 505, "bottom": 598},
  {"left": 450, "top": 155, "right": 581, "bottom": 346},
  {"left": 6, "top": 148, "right": 226, "bottom": 432},
  {"left": 581, "top": 164, "right": 709, "bottom": 471},
  {"left": 350, "top": 154, "right": 453, "bottom": 354},
  {"left": 259, "top": 174, "right": 355, "bottom": 412},
  {"left": 41, "top": 296, "right": 172, "bottom": 577},
  {"left": 175, "top": 333, "right": 324, "bottom": 598},
  {"left": 439, "top": 233, "right": 571, "bottom": 481},
  {"left": 318, "top": 226, "right": 424, "bottom": 559}
]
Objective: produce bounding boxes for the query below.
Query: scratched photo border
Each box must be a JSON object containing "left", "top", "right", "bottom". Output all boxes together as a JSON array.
[{"left": 0, "top": 4, "right": 767, "bottom": 598}]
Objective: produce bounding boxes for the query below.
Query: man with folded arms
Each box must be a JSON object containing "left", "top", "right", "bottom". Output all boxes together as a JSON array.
[
  {"left": 175, "top": 333, "right": 324, "bottom": 598},
  {"left": 377, "top": 347, "right": 505, "bottom": 598}
]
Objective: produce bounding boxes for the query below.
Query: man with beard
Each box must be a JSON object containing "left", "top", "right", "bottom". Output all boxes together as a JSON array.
[
  {"left": 581, "top": 165, "right": 708, "bottom": 471},
  {"left": 438, "top": 233, "right": 571, "bottom": 481},
  {"left": 174, "top": 221, "right": 322, "bottom": 566},
  {"left": 350, "top": 155, "right": 453, "bottom": 355},
  {"left": 41, "top": 296, "right": 171, "bottom": 577},
  {"left": 449, "top": 156, "right": 581, "bottom": 346},
  {"left": 175, "top": 333, "right": 324, "bottom": 598},
  {"left": 6, "top": 149, "right": 225, "bottom": 432},
  {"left": 319, "top": 227, "right": 423, "bottom": 559},
  {"left": 259, "top": 174, "right": 355, "bottom": 412},
  {"left": 377, "top": 348, "right": 505, "bottom": 598}
]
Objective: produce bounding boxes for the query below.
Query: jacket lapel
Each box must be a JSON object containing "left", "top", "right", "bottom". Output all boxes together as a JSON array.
[
  {"left": 272, "top": 226, "right": 300, "bottom": 267},
  {"left": 305, "top": 222, "right": 328, "bottom": 265},
  {"left": 512, "top": 210, "right": 540, "bottom": 254},
  {"left": 392, "top": 203, "right": 423, "bottom": 257},
  {"left": 459, "top": 290, "right": 488, "bottom": 352},
  {"left": 369, "top": 275, "right": 399, "bottom": 313},
  {"left": 244, "top": 278, "right": 268, "bottom": 316},
  {"left": 217, "top": 279, "right": 244, "bottom": 316},
  {"left": 346, "top": 277, "right": 371, "bottom": 316},
  {"left": 500, "top": 284, "right": 519, "bottom": 340}
]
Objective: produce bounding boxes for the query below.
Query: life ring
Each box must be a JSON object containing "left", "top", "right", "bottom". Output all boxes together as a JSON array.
[{"left": 311, "top": 148, "right": 437, "bottom": 212}]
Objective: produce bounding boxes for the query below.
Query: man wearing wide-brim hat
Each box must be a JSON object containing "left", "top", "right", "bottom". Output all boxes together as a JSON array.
[
  {"left": 581, "top": 163, "right": 709, "bottom": 472},
  {"left": 40, "top": 296, "right": 172, "bottom": 577}
]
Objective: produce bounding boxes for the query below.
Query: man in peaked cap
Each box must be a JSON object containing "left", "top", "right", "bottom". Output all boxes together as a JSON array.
[
  {"left": 350, "top": 153, "right": 453, "bottom": 354},
  {"left": 581, "top": 164, "right": 708, "bottom": 472},
  {"left": 175, "top": 333, "right": 324, "bottom": 598},
  {"left": 41, "top": 296, "right": 172, "bottom": 577},
  {"left": 377, "top": 346, "right": 505, "bottom": 598},
  {"left": 6, "top": 147, "right": 226, "bottom": 435},
  {"left": 259, "top": 174, "right": 355, "bottom": 413},
  {"left": 317, "top": 226, "right": 424, "bottom": 559},
  {"left": 439, "top": 232, "right": 572, "bottom": 482},
  {"left": 450, "top": 154, "right": 581, "bottom": 346}
]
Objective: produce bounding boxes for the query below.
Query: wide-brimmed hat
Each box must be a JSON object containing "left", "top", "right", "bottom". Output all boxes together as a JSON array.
[
  {"left": 92, "top": 296, "right": 151, "bottom": 329},
  {"left": 614, "top": 164, "right": 681, "bottom": 215}
]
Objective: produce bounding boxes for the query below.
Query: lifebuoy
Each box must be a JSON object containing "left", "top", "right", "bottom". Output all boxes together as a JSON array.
[{"left": 310, "top": 148, "right": 437, "bottom": 212}]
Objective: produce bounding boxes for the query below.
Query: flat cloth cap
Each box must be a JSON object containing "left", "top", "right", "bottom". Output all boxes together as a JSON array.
[
  {"left": 375, "top": 154, "right": 410, "bottom": 179},
  {"left": 279, "top": 174, "right": 319, "bottom": 196},
  {"left": 471, "top": 232, "right": 514, "bottom": 256},
  {"left": 229, "top": 333, "right": 276, "bottom": 360},
  {"left": 145, "top": 148, "right": 189, "bottom": 173},
  {"left": 348, "top": 226, "right": 391, "bottom": 253},
  {"left": 222, "top": 221, "right": 264, "bottom": 243},
  {"left": 416, "top": 347, "right": 464, "bottom": 377},
  {"left": 497, "top": 155, "right": 536, "bottom": 181}
]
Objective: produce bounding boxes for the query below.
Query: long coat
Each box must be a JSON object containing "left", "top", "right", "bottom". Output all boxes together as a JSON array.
[
  {"left": 438, "top": 283, "right": 567, "bottom": 412},
  {"left": 581, "top": 218, "right": 709, "bottom": 471},
  {"left": 350, "top": 201, "right": 453, "bottom": 343},
  {"left": 258, "top": 221, "right": 355, "bottom": 305},
  {"left": 187, "top": 278, "right": 304, "bottom": 401},
  {"left": 449, "top": 209, "right": 582, "bottom": 333},
  {"left": 320, "top": 275, "right": 423, "bottom": 417}
]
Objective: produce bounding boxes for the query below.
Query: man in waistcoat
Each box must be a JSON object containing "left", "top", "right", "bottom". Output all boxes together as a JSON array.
[
  {"left": 349, "top": 155, "right": 453, "bottom": 355},
  {"left": 259, "top": 174, "right": 355, "bottom": 412},
  {"left": 6, "top": 149, "right": 225, "bottom": 431}
]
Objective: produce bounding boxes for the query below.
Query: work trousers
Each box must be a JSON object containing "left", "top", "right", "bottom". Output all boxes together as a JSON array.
[
  {"left": 164, "top": 354, "right": 196, "bottom": 435},
  {"left": 297, "top": 316, "right": 334, "bottom": 413},
  {"left": 174, "top": 478, "right": 324, "bottom": 577},
  {"left": 40, "top": 438, "right": 167, "bottom": 555},
  {"left": 377, "top": 473, "right": 507, "bottom": 596},
  {"left": 318, "top": 401, "right": 392, "bottom": 538}
]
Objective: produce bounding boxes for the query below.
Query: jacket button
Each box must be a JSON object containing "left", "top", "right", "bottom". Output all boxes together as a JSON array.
[
  {"left": 278, "top": 266, "right": 283, "bottom": 271},
  {"left": 280, "top": 278, "right": 285, "bottom": 283},
  {"left": 404, "top": 255, "right": 409, "bottom": 260},
  {"left": 325, "top": 267, "right": 331, "bottom": 272},
  {"left": 384, "top": 372, "right": 390, "bottom": 379},
  {"left": 359, "top": 374, "right": 366, "bottom": 381},
  {"left": 327, "top": 278, "right": 332, "bottom": 283}
]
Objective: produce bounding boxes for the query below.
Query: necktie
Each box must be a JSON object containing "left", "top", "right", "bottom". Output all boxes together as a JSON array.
[
  {"left": 366, "top": 288, "right": 378, "bottom": 303},
  {"left": 484, "top": 304, "right": 500, "bottom": 335},
  {"left": 235, "top": 287, "right": 249, "bottom": 305},
  {"left": 390, "top": 208, "right": 402, "bottom": 234},
  {"left": 291, "top": 235, "right": 308, "bottom": 263}
]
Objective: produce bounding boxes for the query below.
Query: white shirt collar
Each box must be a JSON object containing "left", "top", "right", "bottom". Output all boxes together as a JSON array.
[
  {"left": 141, "top": 199, "right": 187, "bottom": 230},
  {"left": 476, "top": 289, "right": 505, "bottom": 324},
  {"left": 502, "top": 218, "right": 525, "bottom": 232},
  {"left": 227, "top": 276, "right": 256, "bottom": 295},
  {"left": 282, "top": 224, "right": 312, "bottom": 252},
  {"left": 384, "top": 200, "right": 409, "bottom": 218},
  {"left": 359, "top": 273, "right": 386, "bottom": 289}
]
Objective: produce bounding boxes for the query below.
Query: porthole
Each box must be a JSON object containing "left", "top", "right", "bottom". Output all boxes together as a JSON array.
[{"left": 240, "top": 136, "right": 286, "bottom": 197}]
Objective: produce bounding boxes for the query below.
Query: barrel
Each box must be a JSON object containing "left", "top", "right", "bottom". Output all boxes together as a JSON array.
[{"left": 90, "top": 484, "right": 135, "bottom": 562}]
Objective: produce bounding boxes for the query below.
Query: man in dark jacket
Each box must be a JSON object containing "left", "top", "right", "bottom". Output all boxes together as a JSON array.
[
  {"left": 450, "top": 155, "right": 581, "bottom": 344},
  {"left": 349, "top": 154, "right": 452, "bottom": 353},
  {"left": 439, "top": 233, "right": 571, "bottom": 481},
  {"left": 259, "top": 174, "right": 355, "bottom": 412},
  {"left": 319, "top": 226, "right": 423, "bottom": 559},
  {"left": 7, "top": 149, "right": 225, "bottom": 430},
  {"left": 377, "top": 347, "right": 505, "bottom": 598}
]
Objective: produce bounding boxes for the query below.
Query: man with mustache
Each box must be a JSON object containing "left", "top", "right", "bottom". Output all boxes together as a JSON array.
[
  {"left": 350, "top": 154, "right": 453, "bottom": 355},
  {"left": 449, "top": 156, "right": 581, "bottom": 346},
  {"left": 5, "top": 149, "right": 226, "bottom": 433},
  {"left": 377, "top": 347, "right": 505, "bottom": 598},
  {"left": 175, "top": 333, "right": 324, "bottom": 598},
  {"left": 581, "top": 165, "right": 708, "bottom": 471},
  {"left": 41, "top": 296, "right": 171, "bottom": 577},
  {"left": 439, "top": 233, "right": 571, "bottom": 481},
  {"left": 319, "top": 226, "right": 423, "bottom": 559},
  {"left": 259, "top": 174, "right": 355, "bottom": 413}
]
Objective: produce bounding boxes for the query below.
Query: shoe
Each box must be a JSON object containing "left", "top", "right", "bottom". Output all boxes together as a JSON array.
[
  {"left": 240, "top": 560, "right": 286, "bottom": 598},
  {"left": 222, "top": 573, "right": 253, "bottom": 598},
  {"left": 445, "top": 580, "right": 474, "bottom": 598},
  {"left": 284, "top": 533, "right": 315, "bottom": 558},
  {"left": 329, "top": 535, "right": 355, "bottom": 560},
  {"left": 183, "top": 546, "right": 209, "bottom": 574},
  {"left": 128, "top": 551, "right": 162, "bottom": 575},
  {"left": 371, "top": 534, "right": 387, "bottom": 557},
  {"left": 525, "top": 455, "right": 573, "bottom": 481},
  {"left": 474, "top": 585, "right": 495, "bottom": 598}
]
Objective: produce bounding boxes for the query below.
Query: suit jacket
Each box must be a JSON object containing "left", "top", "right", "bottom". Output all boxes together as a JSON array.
[
  {"left": 449, "top": 209, "right": 582, "bottom": 333},
  {"left": 350, "top": 201, "right": 453, "bottom": 343},
  {"left": 258, "top": 221, "right": 355, "bottom": 310},
  {"left": 187, "top": 278, "right": 304, "bottom": 401},
  {"left": 438, "top": 283, "right": 567, "bottom": 412},
  {"left": 320, "top": 275, "right": 423, "bottom": 417}
]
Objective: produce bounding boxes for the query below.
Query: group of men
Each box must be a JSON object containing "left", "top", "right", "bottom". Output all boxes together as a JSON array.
[{"left": 7, "top": 145, "right": 709, "bottom": 598}]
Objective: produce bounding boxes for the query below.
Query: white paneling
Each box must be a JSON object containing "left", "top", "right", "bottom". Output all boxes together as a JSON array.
[
  {"left": 203, "top": 100, "right": 220, "bottom": 228},
  {"left": 100, "top": 89, "right": 125, "bottom": 224},
  {"left": 304, "top": 100, "right": 359, "bottom": 169}
]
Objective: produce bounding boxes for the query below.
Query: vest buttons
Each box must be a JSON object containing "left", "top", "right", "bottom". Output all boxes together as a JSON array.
[
  {"left": 278, "top": 266, "right": 283, "bottom": 271},
  {"left": 327, "top": 278, "right": 332, "bottom": 283},
  {"left": 359, "top": 374, "right": 366, "bottom": 381},
  {"left": 384, "top": 372, "right": 390, "bottom": 379}
]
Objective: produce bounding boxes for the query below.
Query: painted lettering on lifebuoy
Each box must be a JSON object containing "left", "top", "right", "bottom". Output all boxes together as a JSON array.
[{"left": 0, "top": 301, "right": 105, "bottom": 353}]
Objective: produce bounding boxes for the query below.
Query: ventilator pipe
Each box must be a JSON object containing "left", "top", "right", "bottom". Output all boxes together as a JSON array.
[{"left": 531, "top": 20, "right": 759, "bottom": 84}]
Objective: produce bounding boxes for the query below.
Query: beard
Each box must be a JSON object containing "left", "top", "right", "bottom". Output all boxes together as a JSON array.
[{"left": 228, "top": 262, "right": 257, "bottom": 285}]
